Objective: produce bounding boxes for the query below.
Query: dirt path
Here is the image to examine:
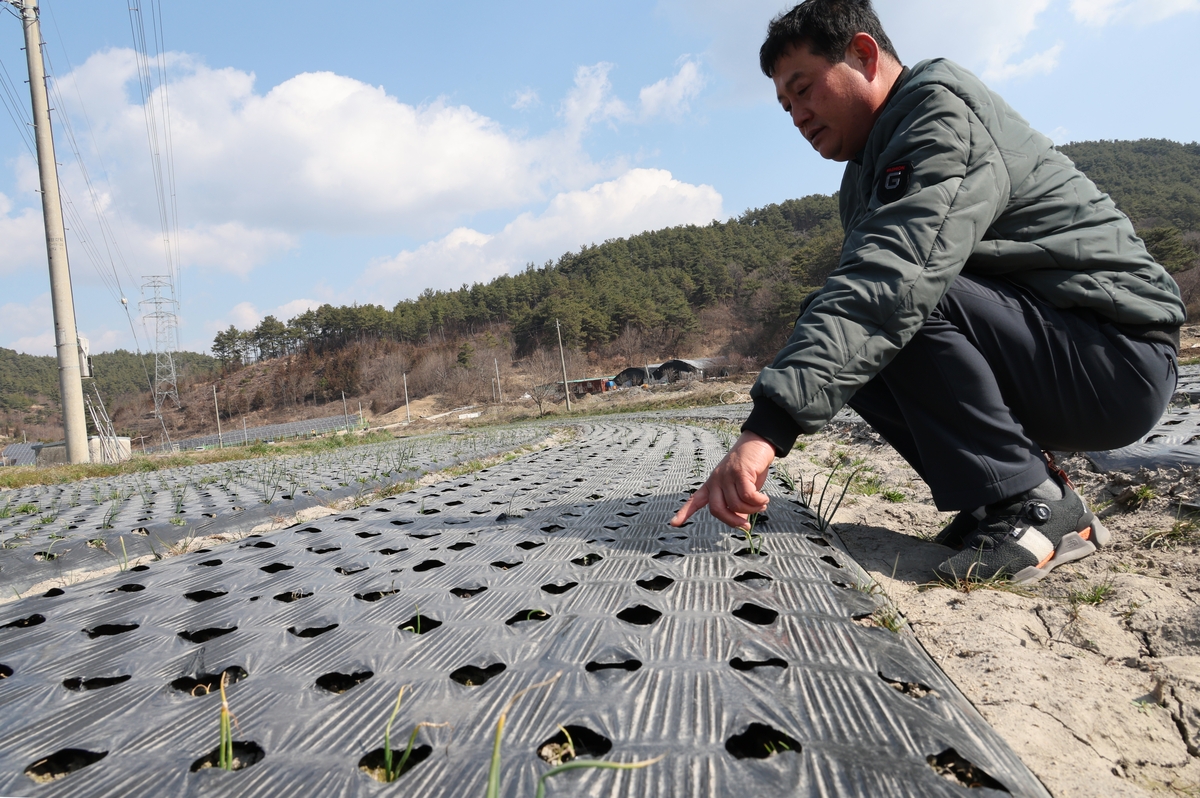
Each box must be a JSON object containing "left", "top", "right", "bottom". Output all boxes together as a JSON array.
[{"left": 778, "top": 422, "right": 1200, "bottom": 797}]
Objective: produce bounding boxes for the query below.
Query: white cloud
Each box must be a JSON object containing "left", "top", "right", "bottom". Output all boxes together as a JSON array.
[
  {"left": 512, "top": 88, "right": 540, "bottom": 110},
  {"left": 1, "top": 293, "right": 53, "bottom": 355},
  {"left": 360, "top": 168, "right": 723, "bottom": 303},
  {"left": 1070, "top": 0, "right": 1199, "bottom": 24},
  {"left": 174, "top": 222, "right": 297, "bottom": 278},
  {"left": 561, "top": 62, "right": 632, "bottom": 133},
  {"left": 983, "top": 42, "right": 1064, "bottom": 82},
  {"left": 639, "top": 59, "right": 706, "bottom": 120},
  {"left": 657, "top": 0, "right": 1068, "bottom": 93},
  {"left": 0, "top": 191, "right": 47, "bottom": 275},
  {"left": 211, "top": 297, "right": 322, "bottom": 333}
]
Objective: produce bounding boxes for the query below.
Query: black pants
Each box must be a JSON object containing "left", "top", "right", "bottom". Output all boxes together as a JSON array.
[{"left": 846, "top": 274, "right": 1177, "bottom": 510}]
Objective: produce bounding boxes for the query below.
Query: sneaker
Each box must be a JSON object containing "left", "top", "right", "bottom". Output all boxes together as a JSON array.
[
  {"left": 932, "top": 507, "right": 985, "bottom": 550},
  {"left": 934, "top": 478, "right": 1109, "bottom": 585}
]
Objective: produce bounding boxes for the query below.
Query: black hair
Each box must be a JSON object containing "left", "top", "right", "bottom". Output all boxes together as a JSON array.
[{"left": 759, "top": 0, "right": 900, "bottom": 77}]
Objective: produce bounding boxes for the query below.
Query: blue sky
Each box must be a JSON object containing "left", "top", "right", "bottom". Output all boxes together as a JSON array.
[{"left": 0, "top": 0, "right": 1196, "bottom": 356}]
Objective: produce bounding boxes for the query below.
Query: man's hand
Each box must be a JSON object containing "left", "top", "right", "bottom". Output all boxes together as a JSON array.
[{"left": 670, "top": 431, "right": 776, "bottom": 531}]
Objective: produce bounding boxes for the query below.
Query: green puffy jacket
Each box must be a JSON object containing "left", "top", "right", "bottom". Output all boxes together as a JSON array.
[{"left": 745, "top": 58, "right": 1184, "bottom": 454}]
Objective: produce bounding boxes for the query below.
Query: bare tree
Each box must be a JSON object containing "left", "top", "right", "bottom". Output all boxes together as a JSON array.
[{"left": 524, "top": 347, "right": 564, "bottom": 416}]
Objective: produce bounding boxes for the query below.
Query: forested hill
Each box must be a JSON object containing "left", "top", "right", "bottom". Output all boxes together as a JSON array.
[
  {"left": 0, "top": 347, "right": 217, "bottom": 412},
  {"left": 1060, "top": 139, "right": 1199, "bottom": 272}
]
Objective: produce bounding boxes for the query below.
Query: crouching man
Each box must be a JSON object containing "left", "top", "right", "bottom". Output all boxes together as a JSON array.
[{"left": 671, "top": 0, "right": 1183, "bottom": 583}]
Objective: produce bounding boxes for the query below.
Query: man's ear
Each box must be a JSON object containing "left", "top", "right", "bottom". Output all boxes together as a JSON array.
[{"left": 845, "top": 32, "right": 881, "bottom": 79}]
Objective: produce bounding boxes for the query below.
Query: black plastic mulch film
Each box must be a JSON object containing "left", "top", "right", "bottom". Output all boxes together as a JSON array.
[
  {"left": 0, "top": 427, "right": 545, "bottom": 596},
  {"left": 0, "top": 419, "right": 1047, "bottom": 797}
]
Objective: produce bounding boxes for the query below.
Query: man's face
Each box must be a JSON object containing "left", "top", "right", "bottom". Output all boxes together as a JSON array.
[{"left": 772, "top": 43, "right": 877, "bottom": 162}]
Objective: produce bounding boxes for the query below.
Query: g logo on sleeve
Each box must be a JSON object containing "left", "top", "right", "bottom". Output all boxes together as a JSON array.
[{"left": 876, "top": 162, "right": 912, "bottom": 204}]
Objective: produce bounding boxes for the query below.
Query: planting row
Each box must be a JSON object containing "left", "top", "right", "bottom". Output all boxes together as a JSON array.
[{"left": 0, "top": 420, "right": 1047, "bottom": 796}]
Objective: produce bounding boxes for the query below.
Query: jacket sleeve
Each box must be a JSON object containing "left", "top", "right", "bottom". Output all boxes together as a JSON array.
[{"left": 744, "top": 85, "right": 1011, "bottom": 455}]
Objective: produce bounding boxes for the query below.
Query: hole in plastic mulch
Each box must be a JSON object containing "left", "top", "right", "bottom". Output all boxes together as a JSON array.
[
  {"left": 636, "top": 576, "right": 674, "bottom": 592},
  {"left": 43, "top": 588, "right": 65, "bottom": 597},
  {"left": 184, "top": 589, "right": 227, "bottom": 603},
  {"left": 171, "top": 666, "right": 248, "bottom": 696},
  {"left": 450, "top": 585, "right": 488, "bottom": 599},
  {"left": 25, "top": 748, "right": 108, "bottom": 784},
  {"left": 585, "top": 659, "right": 643, "bottom": 673},
  {"left": 490, "top": 560, "right": 522, "bottom": 570},
  {"left": 820, "top": 555, "right": 843, "bottom": 569},
  {"left": 334, "top": 565, "right": 370, "bottom": 576},
  {"left": 356, "top": 531, "right": 382, "bottom": 539},
  {"left": 652, "top": 550, "right": 682, "bottom": 560},
  {"left": 541, "top": 581, "right": 578, "bottom": 595},
  {"left": 927, "top": 748, "right": 1010, "bottom": 792},
  {"left": 616, "top": 605, "right": 662, "bottom": 626},
  {"left": 190, "top": 741, "right": 265, "bottom": 773},
  {"left": 729, "top": 653, "right": 788, "bottom": 671},
  {"left": 84, "top": 623, "right": 139, "bottom": 639},
  {"left": 288, "top": 623, "right": 338, "bottom": 638},
  {"left": 241, "top": 541, "right": 275, "bottom": 549},
  {"left": 516, "top": 540, "right": 545, "bottom": 550},
  {"left": 879, "top": 671, "right": 934, "bottom": 699},
  {"left": 316, "top": 670, "right": 374, "bottom": 694},
  {"left": 571, "top": 553, "right": 602, "bottom": 567},
  {"left": 725, "top": 723, "right": 801, "bottom": 760},
  {"left": 540, "top": 524, "right": 565, "bottom": 533},
  {"left": 178, "top": 626, "right": 236, "bottom": 644},
  {"left": 0, "top": 663, "right": 12, "bottom": 678},
  {"left": 358, "top": 744, "right": 432, "bottom": 782},
  {"left": 109, "top": 583, "right": 145, "bottom": 593},
  {"left": 307, "top": 546, "right": 340, "bottom": 554},
  {"left": 62, "top": 674, "right": 132, "bottom": 691},
  {"left": 273, "top": 590, "right": 313, "bottom": 603},
  {"left": 3, "top": 614, "right": 46, "bottom": 629},
  {"left": 505, "top": 609, "right": 550, "bottom": 626},
  {"left": 355, "top": 588, "right": 399, "bottom": 602},
  {"left": 733, "top": 571, "right": 773, "bottom": 586},
  {"left": 447, "top": 541, "right": 476, "bottom": 551},
  {"left": 398, "top": 614, "right": 442, "bottom": 635},
  {"left": 413, "top": 560, "right": 446, "bottom": 572},
  {"left": 732, "top": 604, "right": 779, "bottom": 626},
  {"left": 259, "top": 563, "right": 294, "bottom": 574},
  {"left": 536, "top": 725, "right": 613, "bottom": 766},
  {"left": 197, "top": 559, "right": 222, "bottom": 567},
  {"left": 449, "top": 662, "right": 507, "bottom": 686}
]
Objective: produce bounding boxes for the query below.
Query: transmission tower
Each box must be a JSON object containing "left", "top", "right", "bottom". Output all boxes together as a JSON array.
[{"left": 140, "top": 275, "right": 181, "bottom": 417}]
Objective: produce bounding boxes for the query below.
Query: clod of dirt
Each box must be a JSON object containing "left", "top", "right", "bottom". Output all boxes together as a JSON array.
[
  {"left": 724, "top": 723, "right": 801, "bottom": 759},
  {"left": 926, "top": 748, "right": 1009, "bottom": 792},
  {"left": 537, "top": 725, "right": 613, "bottom": 766},
  {"left": 25, "top": 748, "right": 107, "bottom": 784},
  {"left": 190, "top": 741, "right": 265, "bottom": 772}
]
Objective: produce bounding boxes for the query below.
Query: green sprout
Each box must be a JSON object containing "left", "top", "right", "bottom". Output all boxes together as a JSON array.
[{"left": 217, "top": 671, "right": 235, "bottom": 771}]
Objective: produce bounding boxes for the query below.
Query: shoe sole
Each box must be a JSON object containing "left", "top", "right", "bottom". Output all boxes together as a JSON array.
[{"left": 1009, "top": 514, "right": 1109, "bottom": 585}]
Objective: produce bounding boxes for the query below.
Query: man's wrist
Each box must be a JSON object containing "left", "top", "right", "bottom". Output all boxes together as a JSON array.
[{"left": 742, "top": 398, "right": 802, "bottom": 457}]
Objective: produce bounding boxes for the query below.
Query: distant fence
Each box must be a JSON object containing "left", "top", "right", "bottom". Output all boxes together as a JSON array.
[{"left": 152, "top": 413, "right": 364, "bottom": 452}]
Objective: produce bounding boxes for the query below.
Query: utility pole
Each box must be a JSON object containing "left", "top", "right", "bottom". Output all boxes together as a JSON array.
[
  {"left": 556, "top": 319, "right": 571, "bottom": 412},
  {"left": 13, "top": 0, "right": 88, "bottom": 463},
  {"left": 494, "top": 358, "right": 504, "bottom": 403},
  {"left": 212, "top": 385, "right": 223, "bottom": 448},
  {"left": 403, "top": 373, "right": 410, "bottom": 422}
]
